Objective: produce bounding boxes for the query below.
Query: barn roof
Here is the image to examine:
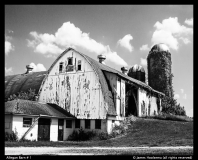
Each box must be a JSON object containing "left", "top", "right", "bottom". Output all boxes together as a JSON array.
[
  {"left": 5, "top": 71, "right": 47, "bottom": 99},
  {"left": 5, "top": 99, "right": 75, "bottom": 118},
  {"left": 5, "top": 47, "right": 164, "bottom": 117},
  {"left": 72, "top": 48, "right": 165, "bottom": 97}
]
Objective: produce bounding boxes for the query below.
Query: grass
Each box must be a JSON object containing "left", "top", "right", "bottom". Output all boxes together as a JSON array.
[
  {"left": 5, "top": 117, "right": 193, "bottom": 147},
  {"left": 145, "top": 113, "right": 193, "bottom": 122}
]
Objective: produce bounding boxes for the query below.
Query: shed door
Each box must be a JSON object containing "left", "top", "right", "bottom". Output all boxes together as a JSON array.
[
  {"left": 58, "top": 119, "right": 64, "bottom": 141},
  {"left": 38, "top": 118, "right": 51, "bottom": 141}
]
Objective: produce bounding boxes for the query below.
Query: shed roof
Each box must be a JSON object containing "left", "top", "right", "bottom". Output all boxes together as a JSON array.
[
  {"left": 5, "top": 71, "right": 47, "bottom": 99},
  {"left": 5, "top": 99, "right": 75, "bottom": 118}
]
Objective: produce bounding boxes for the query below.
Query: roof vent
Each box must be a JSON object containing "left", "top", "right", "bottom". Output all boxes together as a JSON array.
[
  {"left": 97, "top": 54, "right": 106, "bottom": 64},
  {"left": 25, "top": 64, "right": 34, "bottom": 74},
  {"left": 121, "top": 67, "right": 128, "bottom": 75}
]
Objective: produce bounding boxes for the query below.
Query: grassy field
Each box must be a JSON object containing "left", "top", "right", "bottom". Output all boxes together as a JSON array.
[{"left": 5, "top": 117, "right": 193, "bottom": 147}]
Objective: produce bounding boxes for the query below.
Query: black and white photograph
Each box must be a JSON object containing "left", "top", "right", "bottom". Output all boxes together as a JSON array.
[{"left": 5, "top": 5, "right": 193, "bottom": 156}]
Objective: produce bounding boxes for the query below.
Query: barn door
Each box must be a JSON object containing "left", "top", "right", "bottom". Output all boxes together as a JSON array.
[
  {"left": 38, "top": 118, "right": 51, "bottom": 141},
  {"left": 58, "top": 119, "right": 64, "bottom": 141}
]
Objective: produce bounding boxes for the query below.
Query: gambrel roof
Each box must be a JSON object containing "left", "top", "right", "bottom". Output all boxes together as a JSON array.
[
  {"left": 5, "top": 71, "right": 47, "bottom": 99},
  {"left": 5, "top": 47, "right": 164, "bottom": 117}
]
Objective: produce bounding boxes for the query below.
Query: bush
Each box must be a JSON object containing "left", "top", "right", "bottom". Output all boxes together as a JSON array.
[
  {"left": 98, "top": 131, "right": 109, "bottom": 140},
  {"left": 5, "top": 131, "right": 18, "bottom": 142},
  {"left": 67, "top": 127, "right": 97, "bottom": 141}
]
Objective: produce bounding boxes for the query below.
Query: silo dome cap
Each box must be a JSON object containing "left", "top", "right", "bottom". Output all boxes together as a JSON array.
[
  {"left": 151, "top": 43, "right": 170, "bottom": 52},
  {"left": 129, "top": 64, "right": 145, "bottom": 72}
]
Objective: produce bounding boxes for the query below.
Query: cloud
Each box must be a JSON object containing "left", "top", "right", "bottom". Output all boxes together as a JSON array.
[
  {"left": 179, "top": 37, "right": 191, "bottom": 44},
  {"left": 140, "top": 44, "right": 150, "bottom": 51},
  {"left": 183, "top": 94, "right": 187, "bottom": 99},
  {"left": 152, "top": 30, "right": 179, "bottom": 50},
  {"left": 5, "top": 35, "right": 14, "bottom": 55},
  {"left": 180, "top": 89, "right": 184, "bottom": 94},
  {"left": 105, "top": 46, "right": 128, "bottom": 66},
  {"left": 140, "top": 58, "right": 147, "bottom": 66},
  {"left": 174, "top": 94, "right": 180, "bottom": 99},
  {"left": 117, "top": 34, "right": 134, "bottom": 52},
  {"left": 184, "top": 18, "right": 193, "bottom": 26},
  {"left": 29, "top": 63, "right": 47, "bottom": 72},
  {"left": 5, "top": 67, "right": 13, "bottom": 75},
  {"left": 27, "top": 21, "right": 127, "bottom": 66},
  {"left": 8, "top": 29, "right": 14, "bottom": 34},
  {"left": 151, "top": 17, "right": 193, "bottom": 50}
]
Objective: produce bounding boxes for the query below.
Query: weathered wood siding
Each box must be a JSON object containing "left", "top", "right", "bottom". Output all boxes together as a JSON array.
[
  {"left": 103, "top": 72, "right": 126, "bottom": 121},
  {"left": 38, "top": 50, "right": 106, "bottom": 119},
  {"left": 138, "top": 88, "right": 159, "bottom": 117},
  {"left": 150, "top": 96, "right": 158, "bottom": 116},
  {"left": 121, "top": 79, "right": 125, "bottom": 117}
]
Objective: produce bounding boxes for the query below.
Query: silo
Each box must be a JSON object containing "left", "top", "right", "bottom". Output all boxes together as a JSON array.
[
  {"left": 147, "top": 43, "right": 173, "bottom": 98},
  {"left": 128, "top": 64, "right": 146, "bottom": 83}
]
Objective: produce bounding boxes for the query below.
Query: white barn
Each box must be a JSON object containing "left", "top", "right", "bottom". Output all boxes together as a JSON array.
[{"left": 5, "top": 47, "right": 164, "bottom": 141}]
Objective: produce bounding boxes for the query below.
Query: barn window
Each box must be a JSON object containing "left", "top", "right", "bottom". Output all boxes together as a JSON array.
[
  {"left": 95, "top": 119, "right": 101, "bottom": 129},
  {"left": 66, "top": 120, "right": 72, "bottom": 128},
  {"left": 85, "top": 119, "right": 90, "bottom": 129},
  {"left": 75, "top": 119, "right": 80, "bottom": 128},
  {"left": 77, "top": 60, "right": 81, "bottom": 70},
  {"left": 59, "top": 62, "right": 63, "bottom": 73},
  {"left": 23, "top": 118, "right": 32, "bottom": 127},
  {"left": 68, "top": 57, "right": 73, "bottom": 65}
]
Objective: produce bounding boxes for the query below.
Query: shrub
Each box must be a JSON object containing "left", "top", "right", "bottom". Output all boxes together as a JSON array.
[
  {"left": 5, "top": 131, "right": 18, "bottom": 142},
  {"left": 67, "top": 127, "right": 97, "bottom": 141},
  {"left": 98, "top": 131, "right": 109, "bottom": 140}
]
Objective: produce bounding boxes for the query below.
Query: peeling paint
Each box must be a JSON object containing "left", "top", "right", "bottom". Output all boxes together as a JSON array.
[{"left": 38, "top": 50, "right": 106, "bottom": 119}]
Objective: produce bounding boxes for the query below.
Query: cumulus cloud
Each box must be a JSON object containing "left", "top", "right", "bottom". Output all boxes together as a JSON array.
[
  {"left": 27, "top": 21, "right": 127, "bottom": 66},
  {"left": 180, "top": 89, "right": 184, "bottom": 94},
  {"left": 140, "top": 44, "right": 150, "bottom": 51},
  {"left": 140, "top": 58, "right": 147, "bottom": 66},
  {"left": 151, "top": 17, "right": 193, "bottom": 50},
  {"left": 152, "top": 30, "right": 179, "bottom": 50},
  {"left": 5, "top": 67, "right": 13, "bottom": 75},
  {"left": 184, "top": 18, "right": 193, "bottom": 26},
  {"left": 117, "top": 34, "right": 134, "bottom": 52},
  {"left": 29, "top": 62, "right": 47, "bottom": 72},
  {"left": 179, "top": 37, "right": 191, "bottom": 44},
  {"left": 174, "top": 94, "right": 180, "bottom": 99},
  {"left": 5, "top": 35, "right": 14, "bottom": 55}
]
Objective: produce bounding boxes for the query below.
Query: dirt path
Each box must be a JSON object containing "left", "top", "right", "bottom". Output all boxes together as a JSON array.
[{"left": 5, "top": 146, "right": 193, "bottom": 155}]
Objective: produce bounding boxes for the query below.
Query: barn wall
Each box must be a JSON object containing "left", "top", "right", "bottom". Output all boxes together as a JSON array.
[
  {"left": 5, "top": 115, "right": 12, "bottom": 133},
  {"left": 138, "top": 88, "right": 160, "bottom": 117},
  {"left": 121, "top": 79, "right": 125, "bottom": 117},
  {"left": 12, "top": 115, "right": 38, "bottom": 141},
  {"left": 38, "top": 50, "right": 107, "bottom": 119},
  {"left": 150, "top": 96, "right": 158, "bottom": 116},
  {"left": 64, "top": 119, "right": 74, "bottom": 140},
  {"left": 103, "top": 72, "right": 125, "bottom": 120},
  {"left": 138, "top": 88, "right": 150, "bottom": 117}
]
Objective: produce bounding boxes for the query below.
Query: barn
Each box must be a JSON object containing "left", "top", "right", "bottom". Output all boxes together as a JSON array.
[{"left": 5, "top": 47, "right": 164, "bottom": 141}]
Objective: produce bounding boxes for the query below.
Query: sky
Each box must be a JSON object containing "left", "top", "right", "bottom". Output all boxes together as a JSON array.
[{"left": 5, "top": 5, "right": 193, "bottom": 117}]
